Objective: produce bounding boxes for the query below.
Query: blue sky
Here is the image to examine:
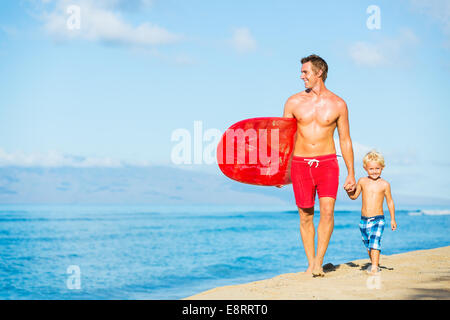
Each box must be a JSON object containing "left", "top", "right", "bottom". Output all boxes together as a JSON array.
[{"left": 1, "top": 0, "right": 449, "bottom": 200}]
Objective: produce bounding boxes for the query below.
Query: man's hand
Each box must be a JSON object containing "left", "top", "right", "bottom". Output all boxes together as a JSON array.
[
  {"left": 343, "top": 175, "right": 356, "bottom": 192},
  {"left": 275, "top": 185, "right": 284, "bottom": 188}
]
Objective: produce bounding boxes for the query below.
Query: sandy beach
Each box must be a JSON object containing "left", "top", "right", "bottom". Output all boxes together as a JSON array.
[{"left": 185, "top": 246, "right": 450, "bottom": 300}]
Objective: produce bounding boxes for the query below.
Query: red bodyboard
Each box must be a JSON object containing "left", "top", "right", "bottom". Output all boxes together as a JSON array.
[{"left": 217, "top": 117, "right": 297, "bottom": 186}]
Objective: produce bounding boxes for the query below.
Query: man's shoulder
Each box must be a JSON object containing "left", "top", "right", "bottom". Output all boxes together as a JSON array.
[
  {"left": 326, "top": 90, "right": 347, "bottom": 109},
  {"left": 287, "top": 91, "right": 308, "bottom": 101},
  {"left": 285, "top": 91, "right": 308, "bottom": 106}
]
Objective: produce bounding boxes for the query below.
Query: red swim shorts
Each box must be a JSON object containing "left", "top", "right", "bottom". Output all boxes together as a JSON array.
[{"left": 290, "top": 154, "right": 339, "bottom": 208}]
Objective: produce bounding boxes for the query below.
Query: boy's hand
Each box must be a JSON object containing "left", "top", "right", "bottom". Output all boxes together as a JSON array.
[{"left": 391, "top": 220, "right": 397, "bottom": 231}]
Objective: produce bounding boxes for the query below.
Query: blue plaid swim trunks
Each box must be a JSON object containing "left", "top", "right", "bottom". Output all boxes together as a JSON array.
[{"left": 359, "top": 215, "right": 385, "bottom": 251}]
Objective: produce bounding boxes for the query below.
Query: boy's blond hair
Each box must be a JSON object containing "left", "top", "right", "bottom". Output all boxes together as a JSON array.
[{"left": 363, "top": 150, "right": 385, "bottom": 168}]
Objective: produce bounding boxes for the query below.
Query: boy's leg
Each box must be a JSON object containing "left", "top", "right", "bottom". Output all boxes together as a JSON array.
[
  {"left": 368, "top": 217, "right": 385, "bottom": 273},
  {"left": 298, "top": 206, "right": 315, "bottom": 274},
  {"left": 370, "top": 249, "right": 380, "bottom": 272}
]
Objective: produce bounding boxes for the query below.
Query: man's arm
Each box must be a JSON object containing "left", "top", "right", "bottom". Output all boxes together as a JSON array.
[
  {"left": 276, "top": 97, "right": 296, "bottom": 189},
  {"left": 336, "top": 101, "right": 356, "bottom": 192},
  {"left": 385, "top": 182, "right": 397, "bottom": 230},
  {"left": 283, "top": 98, "right": 295, "bottom": 118}
]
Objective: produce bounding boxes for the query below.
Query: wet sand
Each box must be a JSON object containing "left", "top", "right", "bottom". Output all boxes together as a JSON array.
[{"left": 185, "top": 246, "right": 450, "bottom": 300}]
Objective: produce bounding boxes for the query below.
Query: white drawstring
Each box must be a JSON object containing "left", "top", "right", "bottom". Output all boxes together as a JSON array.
[{"left": 305, "top": 159, "right": 319, "bottom": 168}]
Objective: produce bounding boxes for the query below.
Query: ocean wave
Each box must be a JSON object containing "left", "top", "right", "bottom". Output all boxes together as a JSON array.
[
  {"left": 203, "top": 263, "right": 244, "bottom": 278},
  {"left": 407, "top": 211, "right": 423, "bottom": 216},
  {"left": 234, "top": 256, "right": 259, "bottom": 264},
  {"left": 334, "top": 223, "right": 355, "bottom": 229},
  {"left": 202, "top": 260, "right": 268, "bottom": 279},
  {"left": 408, "top": 210, "right": 450, "bottom": 216},
  {"left": 199, "top": 225, "right": 273, "bottom": 233},
  {"left": 422, "top": 210, "right": 450, "bottom": 216}
]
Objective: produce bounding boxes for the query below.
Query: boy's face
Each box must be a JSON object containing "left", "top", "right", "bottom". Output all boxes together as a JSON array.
[{"left": 364, "top": 161, "right": 383, "bottom": 180}]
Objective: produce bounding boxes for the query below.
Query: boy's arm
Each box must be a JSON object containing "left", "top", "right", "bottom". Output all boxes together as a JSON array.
[
  {"left": 347, "top": 178, "right": 362, "bottom": 200},
  {"left": 385, "top": 182, "right": 397, "bottom": 230}
]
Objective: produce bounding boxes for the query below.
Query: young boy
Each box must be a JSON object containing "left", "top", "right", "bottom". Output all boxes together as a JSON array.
[{"left": 346, "top": 150, "right": 397, "bottom": 275}]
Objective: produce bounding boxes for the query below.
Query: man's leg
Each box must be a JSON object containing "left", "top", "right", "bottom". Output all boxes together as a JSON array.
[
  {"left": 298, "top": 206, "right": 315, "bottom": 274},
  {"left": 312, "top": 197, "right": 335, "bottom": 276}
]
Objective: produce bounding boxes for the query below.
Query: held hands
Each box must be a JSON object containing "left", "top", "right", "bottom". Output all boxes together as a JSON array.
[
  {"left": 343, "top": 175, "right": 356, "bottom": 193},
  {"left": 345, "top": 188, "right": 356, "bottom": 198}
]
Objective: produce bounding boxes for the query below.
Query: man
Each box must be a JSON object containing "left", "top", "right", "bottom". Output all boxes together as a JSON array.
[{"left": 282, "top": 54, "right": 356, "bottom": 277}]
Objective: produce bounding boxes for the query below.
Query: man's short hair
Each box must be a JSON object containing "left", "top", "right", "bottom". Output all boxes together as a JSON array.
[{"left": 301, "top": 54, "right": 328, "bottom": 82}]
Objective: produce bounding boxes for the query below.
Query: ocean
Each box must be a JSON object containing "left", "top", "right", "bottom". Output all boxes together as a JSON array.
[{"left": 0, "top": 204, "right": 449, "bottom": 300}]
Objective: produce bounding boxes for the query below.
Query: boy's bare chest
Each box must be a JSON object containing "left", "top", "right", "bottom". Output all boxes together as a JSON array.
[{"left": 362, "top": 183, "right": 385, "bottom": 198}]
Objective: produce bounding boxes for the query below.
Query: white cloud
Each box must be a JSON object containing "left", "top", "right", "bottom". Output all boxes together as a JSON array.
[
  {"left": 229, "top": 27, "right": 257, "bottom": 53},
  {"left": 0, "top": 148, "right": 151, "bottom": 168},
  {"left": 96, "top": 0, "right": 154, "bottom": 11},
  {"left": 41, "top": 0, "right": 181, "bottom": 46},
  {"left": 334, "top": 140, "right": 419, "bottom": 167},
  {"left": 334, "top": 139, "right": 374, "bottom": 163},
  {"left": 410, "top": 0, "right": 450, "bottom": 39},
  {"left": 348, "top": 28, "right": 420, "bottom": 67},
  {"left": 0, "top": 25, "right": 19, "bottom": 37},
  {"left": 349, "top": 42, "right": 385, "bottom": 67}
]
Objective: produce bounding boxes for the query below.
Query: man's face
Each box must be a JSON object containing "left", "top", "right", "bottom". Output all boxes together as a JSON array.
[{"left": 300, "top": 62, "right": 321, "bottom": 89}]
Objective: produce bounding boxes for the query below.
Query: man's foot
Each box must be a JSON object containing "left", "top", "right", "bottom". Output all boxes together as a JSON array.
[
  {"left": 304, "top": 265, "right": 313, "bottom": 275},
  {"left": 312, "top": 267, "right": 324, "bottom": 277},
  {"left": 311, "top": 258, "right": 324, "bottom": 277}
]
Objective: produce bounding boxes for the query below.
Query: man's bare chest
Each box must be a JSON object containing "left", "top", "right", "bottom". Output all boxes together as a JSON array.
[{"left": 292, "top": 102, "right": 339, "bottom": 126}]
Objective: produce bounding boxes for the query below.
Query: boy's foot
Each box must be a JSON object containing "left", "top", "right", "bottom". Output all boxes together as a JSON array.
[{"left": 366, "top": 266, "right": 381, "bottom": 276}]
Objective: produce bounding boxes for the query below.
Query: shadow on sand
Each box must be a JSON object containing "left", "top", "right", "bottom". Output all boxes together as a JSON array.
[
  {"left": 407, "top": 273, "right": 450, "bottom": 299},
  {"left": 322, "top": 261, "right": 394, "bottom": 274}
]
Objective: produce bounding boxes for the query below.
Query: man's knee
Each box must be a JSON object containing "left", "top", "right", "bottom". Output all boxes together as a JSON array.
[
  {"left": 319, "top": 198, "right": 335, "bottom": 218},
  {"left": 319, "top": 214, "right": 334, "bottom": 226},
  {"left": 319, "top": 209, "right": 334, "bottom": 225},
  {"left": 298, "top": 207, "right": 314, "bottom": 224}
]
